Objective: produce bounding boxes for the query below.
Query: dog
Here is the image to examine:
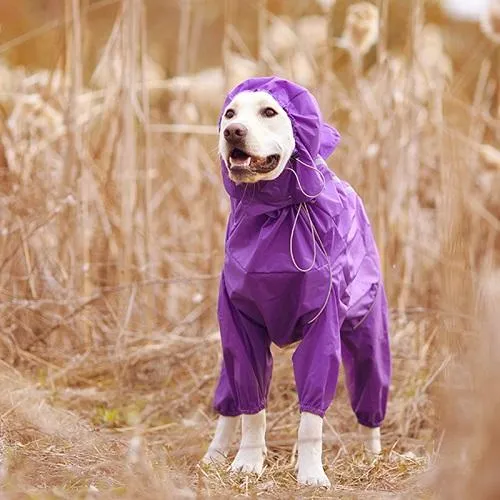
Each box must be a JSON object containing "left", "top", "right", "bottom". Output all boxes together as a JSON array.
[{"left": 202, "top": 77, "right": 391, "bottom": 488}]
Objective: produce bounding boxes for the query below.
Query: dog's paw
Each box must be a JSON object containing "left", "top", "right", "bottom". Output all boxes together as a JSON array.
[
  {"left": 364, "top": 438, "right": 382, "bottom": 456},
  {"left": 230, "top": 446, "right": 266, "bottom": 475},
  {"left": 297, "top": 465, "right": 331, "bottom": 488},
  {"left": 201, "top": 447, "right": 228, "bottom": 465},
  {"left": 364, "top": 444, "right": 382, "bottom": 458}
]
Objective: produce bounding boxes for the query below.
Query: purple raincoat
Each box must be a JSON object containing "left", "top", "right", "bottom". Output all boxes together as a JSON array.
[{"left": 213, "top": 77, "right": 391, "bottom": 428}]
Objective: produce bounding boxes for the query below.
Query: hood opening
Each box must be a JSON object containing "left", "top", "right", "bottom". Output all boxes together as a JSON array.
[{"left": 219, "top": 77, "right": 341, "bottom": 211}]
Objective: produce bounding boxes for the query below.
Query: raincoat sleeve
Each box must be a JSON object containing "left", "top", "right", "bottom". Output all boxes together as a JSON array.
[
  {"left": 340, "top": 284, "right": 391, "bottom": 428},
  {"left": 213, "top": 274, "right": 273, "bottom": 416},
  {"left": 292, "top": 291, "right": 342, "bottom": 418}
]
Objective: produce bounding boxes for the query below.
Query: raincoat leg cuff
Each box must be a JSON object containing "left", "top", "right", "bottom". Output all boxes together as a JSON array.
[
  {"left": 299, "top": 405, "right": 326, "bottom": 418},
  {"left": 215, "top": 407, "right": 243, "bottom": 417},
  {"left": 215, "top": 402, "right": 266, "bottom": 417},
  {"left": 356, "top": 416, "right": 383, "bottom": 428},
  {"left": 238, "top": 404, "right": 266, "bottom": 415}
]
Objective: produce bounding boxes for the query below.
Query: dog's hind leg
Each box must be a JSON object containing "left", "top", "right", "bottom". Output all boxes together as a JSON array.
[
  {"left": 341, "top": 285, "right": 391, "bottom": 455},
  {"left": 202, "top": 415, "right": 239, "bottom": 464},
  {"left": 360, "top": 425, "right": 381, "bottom": 455},
  {"left": 230, "top": 410, "right": 267, "bottom": 474}
]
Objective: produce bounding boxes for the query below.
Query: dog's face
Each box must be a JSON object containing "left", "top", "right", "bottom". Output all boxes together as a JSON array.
[{"left": 219, "top": 91, "right": 295, "bottom": 184}]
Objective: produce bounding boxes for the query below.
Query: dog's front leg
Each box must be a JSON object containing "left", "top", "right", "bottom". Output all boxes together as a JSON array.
[
  {"left": 230, "top": 410, "right": 267, "bottom": 474},
  {"left": 297, "top": 412, "right": 331, "bottom": 488},
  {"left": 202, "top": 415, "right": 239, "bottom": 464}
]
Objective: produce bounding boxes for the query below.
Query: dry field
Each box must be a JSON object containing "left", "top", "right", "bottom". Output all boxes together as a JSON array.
[{"left": 0, "top": 0, "right": 499, "bottom": 498}]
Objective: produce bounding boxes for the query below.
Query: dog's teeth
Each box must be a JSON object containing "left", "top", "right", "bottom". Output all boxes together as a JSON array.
[{"left": 230, "top": 157, "right": 251, "bottom": 167}]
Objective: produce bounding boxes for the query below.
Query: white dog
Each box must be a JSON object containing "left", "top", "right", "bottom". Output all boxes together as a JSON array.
[{"left": 202, "top": 79, "right": 390, "bottom": 488}]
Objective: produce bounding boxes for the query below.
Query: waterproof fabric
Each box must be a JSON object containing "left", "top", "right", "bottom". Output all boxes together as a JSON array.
[{"left": 213, "top": 77, "right": 391, "bottom": 427}]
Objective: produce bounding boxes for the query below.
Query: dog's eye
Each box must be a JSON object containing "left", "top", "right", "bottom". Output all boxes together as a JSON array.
[
  {"left": 224, "top": 109, "right": 235, "bottom": 119},
  {"left": 262, "top": 107, "right": 278, "bottom": 118}
]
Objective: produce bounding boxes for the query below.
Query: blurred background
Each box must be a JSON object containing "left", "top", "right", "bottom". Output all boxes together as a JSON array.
[{"left": 0, "top": 0, "right": 499, "bottom": 498}]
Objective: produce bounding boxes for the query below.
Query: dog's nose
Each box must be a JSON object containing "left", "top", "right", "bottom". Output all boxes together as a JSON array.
[{"left": 224, "top": 123, "right": 247, "bottom": 143}]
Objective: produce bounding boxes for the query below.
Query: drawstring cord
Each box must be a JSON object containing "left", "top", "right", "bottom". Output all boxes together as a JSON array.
[
  {"left": 289, "top": 199, "right": 317, "bottom": 272},
  {"left": 286, "top": 157, "right": 333, "bottom": 324}
]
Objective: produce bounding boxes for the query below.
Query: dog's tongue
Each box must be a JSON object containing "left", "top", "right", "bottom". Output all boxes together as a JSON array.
[
  {"left": 231, "top": 157, "right": 251, "bottom": 167},
  {"left": 230, "top": 149, "right": 251, "bottom": 167}
]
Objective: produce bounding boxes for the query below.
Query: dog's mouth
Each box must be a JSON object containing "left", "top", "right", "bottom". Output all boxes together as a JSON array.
[{"left": 228, "top": 148, "right": 280, "bottom": 177}]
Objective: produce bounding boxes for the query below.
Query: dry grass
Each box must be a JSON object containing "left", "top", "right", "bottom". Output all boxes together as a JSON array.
[{"left": 0, "top": 0, "right": 499, "bottom": 498}]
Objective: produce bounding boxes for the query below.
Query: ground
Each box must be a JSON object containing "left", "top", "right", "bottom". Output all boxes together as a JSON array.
[{"left": 0, "top": 316, "right": 433, "bottom": 499}]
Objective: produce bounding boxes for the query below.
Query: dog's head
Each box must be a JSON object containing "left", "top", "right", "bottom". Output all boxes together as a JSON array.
[{"left": 219, "top": 91, "right": 295, "bottom": 184}]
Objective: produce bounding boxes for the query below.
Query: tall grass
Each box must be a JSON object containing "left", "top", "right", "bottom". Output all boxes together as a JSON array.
[{"left": 0, "top": 0, "right": 499, "bottom": 497}]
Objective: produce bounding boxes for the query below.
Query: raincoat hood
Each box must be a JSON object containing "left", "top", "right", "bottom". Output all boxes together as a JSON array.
[{"left": 219, "top": 77, "right": 341, "bottom": 212}]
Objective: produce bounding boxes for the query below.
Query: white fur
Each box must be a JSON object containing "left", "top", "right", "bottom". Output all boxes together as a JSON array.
[
  {"left": 295, "top": 416, "right": 382, "bottom": 488},
  {"left": 297, "top": 412, "right": 330, "bottom": 488},
  {"left": 361, "top": 425, "right": 382, "bottom": 455},
  {"left": 230, "top": 410, "right": 267, "bottom": 474},
  {"left": 202, "top": 415, "right": 239, "bottom": 464},
  {"left": 219, "top": 91, "right": 295, "bottom": 183}
]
